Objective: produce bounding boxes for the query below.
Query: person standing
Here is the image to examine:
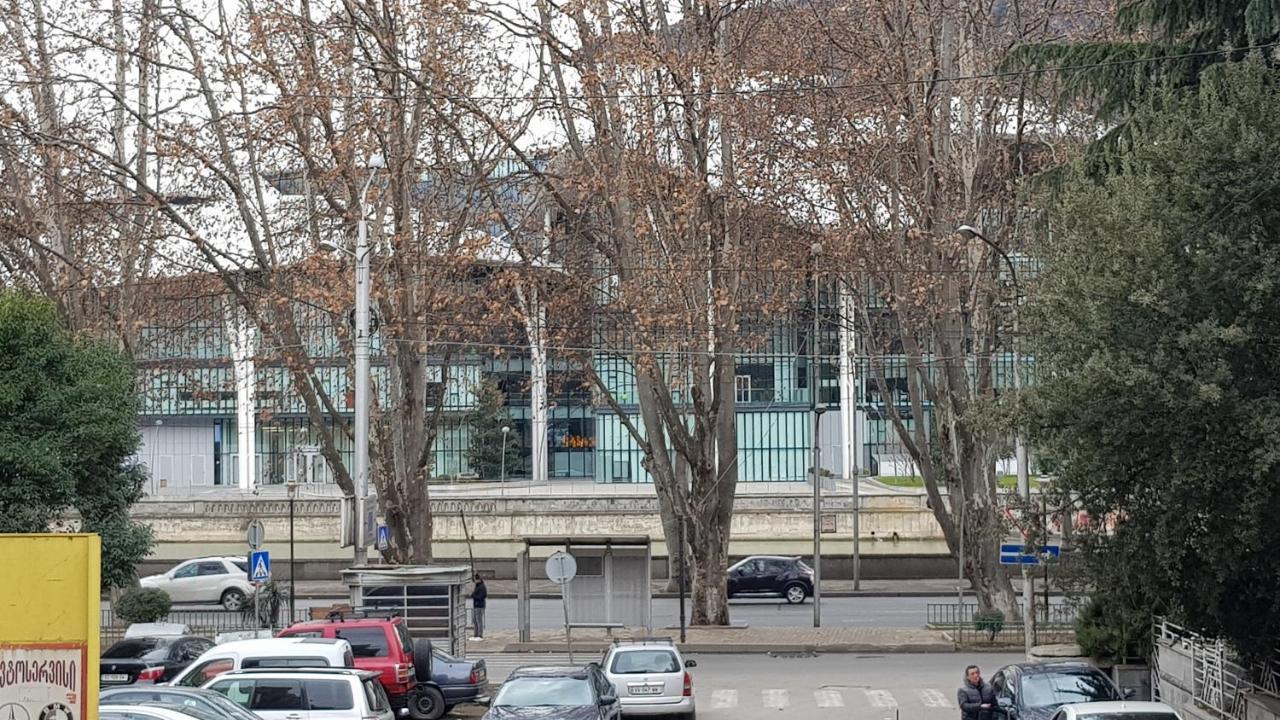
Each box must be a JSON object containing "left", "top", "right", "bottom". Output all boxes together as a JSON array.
[
  {"left": 958, "top": 665, "right": 997, "bottom": 720},
  {"left": 469, "top": 574, "right": 487, "bottom": 641}
]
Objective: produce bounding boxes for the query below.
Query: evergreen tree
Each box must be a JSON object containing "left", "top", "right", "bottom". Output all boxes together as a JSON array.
[
  {"left": 465, "top": 380, "right": 523, "bottom": 480},
  {"left": 0, "top": 292, "right": 154, "bottom": 590}
]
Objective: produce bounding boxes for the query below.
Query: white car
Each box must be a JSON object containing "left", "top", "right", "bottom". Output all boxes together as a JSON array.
[
  {"left": 1051, "top": 701, "right": 1181, "bottom": 720},
  {"left": 204, "top": 668, "right": 395, "bottom": 720},
  {"left": 139, "top": 557, "right": 254, "bottom": 610},
  {"left": 601, "top": 639, "right": 697, "bottom": 718},
  {"left": 169, "top": 637, "right": 355, "bottom": 688},
  {"left": 100, "top": 704, "right": 216, "bottom": 720}
]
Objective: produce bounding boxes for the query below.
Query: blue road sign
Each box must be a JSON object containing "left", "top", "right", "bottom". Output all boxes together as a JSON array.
[
  {"left": 249, "top": 550, "right": 271, "bottom": 583},
  {"left": 375, "top": 525, "right": 390, "bottom": 552},
  {"left": 999, "top": 543, "right": 1061, "bottom": 566}
]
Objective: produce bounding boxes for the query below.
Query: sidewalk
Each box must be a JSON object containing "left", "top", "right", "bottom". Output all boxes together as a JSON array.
[
  {"left": 292, "top": 577, "right": 1057, "bottom": 600},
  {"left": 467, "top": 626, "right": 963, "bottom": 654}
]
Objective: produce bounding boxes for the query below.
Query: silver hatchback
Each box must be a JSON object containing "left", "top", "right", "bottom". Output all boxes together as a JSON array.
[{"left": 601, "top": 639, "right": 697, "bottom": 719}]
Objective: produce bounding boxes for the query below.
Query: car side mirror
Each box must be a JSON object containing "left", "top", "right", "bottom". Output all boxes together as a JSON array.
[
  {"left": 998, "top": 697, "right": 1015, "bottom": 710},
  {"left": 477, "top": 697, "right": 492, "bottom": 707},
  {"left": 599, "top": 694, "right": 617, "bottom": 706},
  {"left": 1123, "top": 688, "right": 1136, "bottom": 700},
  {"left": 685, "top": 660, "right": 697, "bottom": 668}
]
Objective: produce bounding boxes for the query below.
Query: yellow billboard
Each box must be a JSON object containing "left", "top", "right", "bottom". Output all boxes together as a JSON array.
[{"left": 0, "top": 534, "right": 100, "bottom": 720}]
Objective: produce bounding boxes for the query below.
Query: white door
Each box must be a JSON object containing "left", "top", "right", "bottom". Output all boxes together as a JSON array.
[
  {"left": 192, "top": 560, "right": 232, "bottom": 603},
  {"left": 164, "top": 561, "right": 202, "bottom": 602}
]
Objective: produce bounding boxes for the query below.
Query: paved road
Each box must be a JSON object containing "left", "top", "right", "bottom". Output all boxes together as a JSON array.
[{"left": 465, "top": 651, "right": 1024, "bottom": 720}]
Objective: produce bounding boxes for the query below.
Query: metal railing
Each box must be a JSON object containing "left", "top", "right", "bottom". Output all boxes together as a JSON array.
[
  {"left": 926, "top": 602, "right": 1079, "bottom": 628},
  {"left": 101, "top": 607, "right": 314, "bottom": 646}
]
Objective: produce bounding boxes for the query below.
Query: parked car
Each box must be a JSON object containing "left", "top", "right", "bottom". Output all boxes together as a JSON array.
[
  {"left": 483, "top": 665, "right": 622, "bottom": 720},
  {"left": 203, "top": 668, "right": 395, "bottom": 720},
  {"left": 430, "top": 645, "right": 488, "bottom": 712},
  {"left": 600, "top": 638, "right": 696, "bottom": 718},
  {"left": 278, "top": 613, "right": 446, "bottom": 720},
  {"left": 99, "top": 704, "right": 226, "bottom": 720},
  {"left": 139, "top": 557, "right": 253, "bottom": 610},
  {"left": 100, "top": 636, "right": 215, "bottom": 686},
  {"left": 101, "top": 686, "right": 261, "bottom": 720},
  {"left": 1050, "top": 701, "right": 1181, "bottom": 720},
  {"left": 991, "top": 662, "right": 1126, "bottom": 720},
  {"left": 169, "top": 638, "right": 354, "bottom": 688},
  {"left": 725, "top": 556, "right": 814, "bottom": 604}
]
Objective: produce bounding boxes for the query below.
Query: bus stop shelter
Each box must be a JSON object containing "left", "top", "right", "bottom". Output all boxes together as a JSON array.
[
  {"left": 517, "top": 536, "right": 653, "bottom": 642},
  {"left": 342, "top": 564, "right": 471, "bottom": 656}
]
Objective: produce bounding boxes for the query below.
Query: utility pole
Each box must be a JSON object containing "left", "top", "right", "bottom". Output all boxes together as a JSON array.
[
  {"left": 811, "top": 242, "right": 824, "bottom": 628},
  {"left": 352, "top": 156, "right": 383, "bottom": 566}
]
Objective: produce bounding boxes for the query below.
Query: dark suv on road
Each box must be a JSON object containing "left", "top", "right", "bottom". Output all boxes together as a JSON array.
[{"left": 726, "top": 555, "right": 815, "bottom": 604}]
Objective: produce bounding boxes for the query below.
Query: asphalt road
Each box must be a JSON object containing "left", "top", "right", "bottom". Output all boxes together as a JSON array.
[{"left": 465, "top": 651, "right": 1026, "bottom": 720}]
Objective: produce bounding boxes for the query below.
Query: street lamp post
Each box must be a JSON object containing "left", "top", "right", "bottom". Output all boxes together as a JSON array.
[
  {"left": 324, "top": 155, "right": 384, "bottom": 567},
  {"left": 500, "top": 425, "right": 511, "bottom": 493},
  {"left": 956, "top": 224, "right": 1030, "bottom": 652},
  {"left": 286, "top": 480, "right": 298, "bottom": 620}
]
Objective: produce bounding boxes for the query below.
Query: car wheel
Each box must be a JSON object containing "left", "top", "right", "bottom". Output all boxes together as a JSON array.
[
  {"left": 408, "top": 685, "right": 446, "bottom": 720},
  {"left": 220, "top": 588, "right": 247, "bottom": 611},
  {"left": 784, "top": 583, "right": 807, "bottom": 604}
]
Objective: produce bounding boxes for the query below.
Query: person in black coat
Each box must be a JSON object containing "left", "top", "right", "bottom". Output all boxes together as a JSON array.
[
  {"left": 958, "top": 665, "right": 997, "bottom": 720},
  {"left": 469, "top": 574, "right": 487, "bottom": 640}
]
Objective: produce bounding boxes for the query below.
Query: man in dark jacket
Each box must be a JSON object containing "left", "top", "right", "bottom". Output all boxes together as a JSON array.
[
  {"left": 958, "top": 665, "right": 997, "bottom": 720},
  {"left": 469, "top": 574, "right": 487, "bottom": 640}
]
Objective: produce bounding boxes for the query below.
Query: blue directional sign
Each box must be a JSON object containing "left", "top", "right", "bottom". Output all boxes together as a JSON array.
[
  {"left": 999, "top": 543, "right": 1061, "bottom": 566},
  {"left": 249, "top": 550, "right": 271, "bottom": 583},
  {"left": 375, "top": 525, "right": 390, "bottom": 552}
]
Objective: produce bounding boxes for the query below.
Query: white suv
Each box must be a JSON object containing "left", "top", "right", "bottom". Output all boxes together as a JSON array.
[
  {"left": 139, "top": 557, "right": 254, "bottom": 610},
  {"left": 601, "top": 639, "right": 697, "bottom": 719},
  {"left": 204, "top": 668, "right": 395, "bottom": 720}
]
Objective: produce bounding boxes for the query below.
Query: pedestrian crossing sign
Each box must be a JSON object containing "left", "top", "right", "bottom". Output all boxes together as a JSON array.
[{"left": 249, "top": 550, "right": 271, "bottom": 583}]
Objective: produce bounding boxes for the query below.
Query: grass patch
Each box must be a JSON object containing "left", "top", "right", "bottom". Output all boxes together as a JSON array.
[{"left": 874, "top": 475, "right": 1022, "bottom": 489}]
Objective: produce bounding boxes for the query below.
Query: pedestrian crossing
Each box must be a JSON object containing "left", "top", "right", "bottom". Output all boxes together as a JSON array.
[{"left": 470, "top": 653, "right": 959, "bottom": 714}]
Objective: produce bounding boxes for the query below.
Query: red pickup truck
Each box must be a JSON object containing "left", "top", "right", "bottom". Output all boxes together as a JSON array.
[{"left": 277, "top": 615, "right": 446, "bottom": 720}]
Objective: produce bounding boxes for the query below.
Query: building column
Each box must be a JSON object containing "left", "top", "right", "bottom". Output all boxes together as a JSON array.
[
  {"left": 837, "top": 282, "right": 860, "bottom": 480},
  {"left": 225, "top": 304, "right": 257, "bottom": 492}
]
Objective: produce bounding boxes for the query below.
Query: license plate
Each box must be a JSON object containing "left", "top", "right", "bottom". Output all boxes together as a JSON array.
[
  {"left": 101, "top": 674, "right": 131, "bottom": 683},
  {"left": 628, "top": 685, "right": 663, "bottom": 696}
]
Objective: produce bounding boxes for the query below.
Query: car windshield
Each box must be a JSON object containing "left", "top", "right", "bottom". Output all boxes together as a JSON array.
[
  {"left": 1077, "top": 714, "right": 1179, "bottom": 720},
  {"left": 495, "top": 678, "right": 594, "bottom": 707},
  {"left": 103, "top": 692, "right": 259, "bottom": 720},
  {"left": 611, "top": 651, "right": 679, "bottom": 674},
  {"left": 1022, "top": 672, "right": 1119, "bottom": 708},
  {"left": 104, "top": 639, "right": 171, "bottom": 661}
]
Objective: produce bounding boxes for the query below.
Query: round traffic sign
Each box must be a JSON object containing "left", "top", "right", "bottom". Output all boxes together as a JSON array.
[
  {"left": 246, "top": 519, "right": 265, "bottom": 550},
  {"left": 545, "top": 551, "right": 577, "bottom": 585}
]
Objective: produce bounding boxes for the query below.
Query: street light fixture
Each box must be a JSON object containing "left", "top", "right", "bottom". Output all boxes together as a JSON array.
[{"left": 500, "top": 425, "right": 511, "bottom": 493}]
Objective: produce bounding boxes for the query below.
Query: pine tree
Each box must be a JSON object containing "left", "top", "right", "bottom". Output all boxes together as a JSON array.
[{"left": 465, "top": 380, "right": 523, "bottom": 480}]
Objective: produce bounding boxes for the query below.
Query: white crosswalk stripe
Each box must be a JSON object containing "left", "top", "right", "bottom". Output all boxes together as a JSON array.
[
  {"left": 814, "top": 689, "right": 846, "bottom": 708},
  {"left": 710, "top": 689, "right": 738, "bottom": 709},
  {"left": 917, "top": 689, "right": 953, "bottom": 708},
  {"left": 866, "top": 689, "right": 899, "bottom": 708},
  {"left": 762, "top": 689, "right": 790, "bottom": 709}
]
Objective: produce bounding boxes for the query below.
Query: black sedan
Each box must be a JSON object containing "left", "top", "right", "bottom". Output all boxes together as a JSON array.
[
  {"left": 991, "top": 661, "right": 1128, "bottom": 720},
  {"left": 482, "top": 665, "right": 621, "bottom": 720},
  {"left": 100, "top": 636, "right": 214, "bottom": 686}
]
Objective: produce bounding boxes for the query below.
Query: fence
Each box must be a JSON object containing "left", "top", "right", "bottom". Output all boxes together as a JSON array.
[
  {"left": 926, "top": 602, "right": 1079, "bottom": 647},
  {"left": 101, "top": 607, "right": 314, "bottom": 646},
  {"left": 1152, "top": 619, "right": 1280, "bottom": 720}
]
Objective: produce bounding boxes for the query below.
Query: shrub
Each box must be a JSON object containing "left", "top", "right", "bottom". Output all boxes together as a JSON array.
[
  {"left": 974, "top": 610, "right": 1006, "bottom": 643},
  {"left": 241, "top": 581, "right": 290, "bottom": 627},
  {"left": 1076, "top": 595, "right": 1151, "bottom": 664},
  {"left": 115, "top": 587, "right": 172, "bottom": 623}
]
